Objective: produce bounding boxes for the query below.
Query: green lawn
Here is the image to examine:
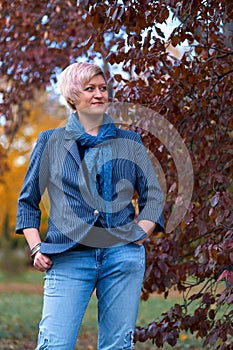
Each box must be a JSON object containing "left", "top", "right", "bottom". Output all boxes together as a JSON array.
[{"left": 0, "top": 269, "right": 216, "bottom": 349}]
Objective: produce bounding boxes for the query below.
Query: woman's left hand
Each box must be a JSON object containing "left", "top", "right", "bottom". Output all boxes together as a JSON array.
[{"left": 33, "top": 252, "right": 53, "bottom": 272}]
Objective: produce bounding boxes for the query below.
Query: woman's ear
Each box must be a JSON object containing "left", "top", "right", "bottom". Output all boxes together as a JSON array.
[{"left": 67, "top": 98, "right": 76, "bottom": 111}]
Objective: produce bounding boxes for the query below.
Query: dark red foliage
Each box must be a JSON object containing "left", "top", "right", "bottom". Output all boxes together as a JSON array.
[{"left": 1, "top": 1, "right": 233, "bottom": 348}]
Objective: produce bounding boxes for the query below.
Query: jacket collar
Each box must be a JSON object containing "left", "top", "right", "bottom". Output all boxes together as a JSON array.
[{"left": 64, "top": 129, "right": 81, "bottom": 164}]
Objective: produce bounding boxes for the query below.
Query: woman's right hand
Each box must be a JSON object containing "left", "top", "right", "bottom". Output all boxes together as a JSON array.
[{"left": 33, "top": 252, "right": 53, "bottom": 272}]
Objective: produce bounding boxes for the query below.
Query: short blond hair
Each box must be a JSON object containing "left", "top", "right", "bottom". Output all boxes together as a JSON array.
[{"left": 59, "top": 62, "right": 106, "bottom": 111}]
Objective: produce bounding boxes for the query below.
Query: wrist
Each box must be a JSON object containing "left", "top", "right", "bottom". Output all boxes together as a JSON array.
[{"left": 30, "top": 242, "right": 41, "bottom": 260}]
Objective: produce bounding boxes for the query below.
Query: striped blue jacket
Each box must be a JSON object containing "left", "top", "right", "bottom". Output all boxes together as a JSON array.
[{"left": 16, "top": 127, "right": 164, "bottom": 253}]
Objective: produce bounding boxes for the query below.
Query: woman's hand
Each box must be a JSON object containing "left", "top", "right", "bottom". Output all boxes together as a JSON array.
[
  {"left": 33, "top": 252, "right": 53, "bottom": 272},
  {"left": 22, "top": 228, "right": 53, "bottom": 272},
  {"left": 134, "top": 219, "right": 156, "bottom": 245}
]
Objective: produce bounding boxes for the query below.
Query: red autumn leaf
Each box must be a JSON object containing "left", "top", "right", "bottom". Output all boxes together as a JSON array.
[
  {"left": 171, "top": 35, "right": 179, "bottom": 47},
  {"left": 217, "top": 270, "right": 233, "bottom": 286}
]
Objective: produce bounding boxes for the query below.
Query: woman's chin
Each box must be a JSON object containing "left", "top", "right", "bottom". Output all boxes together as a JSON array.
[{"left": 81, "top": 104, "right": 108, "bottom": 117}]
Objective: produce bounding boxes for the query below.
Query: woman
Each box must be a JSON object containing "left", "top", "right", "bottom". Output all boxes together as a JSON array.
[{"left": 16, "top": 62, "right": 164, "bottom": 350}]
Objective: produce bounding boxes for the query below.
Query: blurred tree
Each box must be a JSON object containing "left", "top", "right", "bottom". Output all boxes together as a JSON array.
[
  {"left": 0, "top": 90, "right": 65, "bottom": 242},
  {"left": 0, "top": 1, "right": 233, "bottom": 348},
  {"left": 2, "top": 212, "right": 10, "bottom": 240}
]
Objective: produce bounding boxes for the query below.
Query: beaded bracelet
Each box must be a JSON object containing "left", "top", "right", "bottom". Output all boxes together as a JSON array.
[{"left": 30, "top": 242, "right": 41, "bottom": 260}]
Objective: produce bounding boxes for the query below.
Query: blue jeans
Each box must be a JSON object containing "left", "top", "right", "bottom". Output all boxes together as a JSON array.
[{"left": 36, "top": 243, "right": 145, "bottom": 350}]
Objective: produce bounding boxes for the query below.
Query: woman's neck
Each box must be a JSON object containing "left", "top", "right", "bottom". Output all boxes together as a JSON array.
[{"left": 77, "top": 112, "right": 104, "bottom": 136}]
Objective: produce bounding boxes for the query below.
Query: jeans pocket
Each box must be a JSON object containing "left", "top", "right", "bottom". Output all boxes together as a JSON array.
[
  {"left": 124, "top": 243, "right": 145, "bottom": 271},
  {"left": 138, "top": 244, "right": 145, "bottom": 270},
  {"left": 132, "top": 242, "right": 143, "bottom": 246},
  {"left": 44, "top": 269, "right": 56, "bottom": 294}
]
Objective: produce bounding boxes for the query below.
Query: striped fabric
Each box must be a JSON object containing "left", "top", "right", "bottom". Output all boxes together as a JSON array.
[{"left": 16, "top": 127, "right": 164, "bottom": 253}]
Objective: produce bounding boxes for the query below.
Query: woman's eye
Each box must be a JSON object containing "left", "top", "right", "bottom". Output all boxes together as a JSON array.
[
  {"left": 85, "top": 86, "right": 107, "bottom": 92},
  {"left": 85, "top": 87, "right": 94, "bottom": 91},
  {"left": 100, "top": 86, "right": 107, "bottom": 91}
]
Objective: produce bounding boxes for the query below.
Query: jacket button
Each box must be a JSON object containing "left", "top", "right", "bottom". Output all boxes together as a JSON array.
[{"left": 94, "top": 209, "right": 99, "bottom": 216}]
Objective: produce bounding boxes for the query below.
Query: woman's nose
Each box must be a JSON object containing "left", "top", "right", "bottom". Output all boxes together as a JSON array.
[{"left": 94, "top": 88, "right": 103, "bottom": 97}]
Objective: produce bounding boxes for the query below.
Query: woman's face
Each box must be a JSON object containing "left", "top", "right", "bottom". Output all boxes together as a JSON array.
[{"left": 75, "top": 74, "right": 108, "bottom": 117}]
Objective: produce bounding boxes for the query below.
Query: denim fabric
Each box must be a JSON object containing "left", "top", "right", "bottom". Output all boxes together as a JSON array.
[{"left": 36, "top": 243, "right": 145, "bottom": 350}]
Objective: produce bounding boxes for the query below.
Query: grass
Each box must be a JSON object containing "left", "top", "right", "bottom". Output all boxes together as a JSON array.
[{"left": 0, "top": 268, "right": 219, "bottom": 349}]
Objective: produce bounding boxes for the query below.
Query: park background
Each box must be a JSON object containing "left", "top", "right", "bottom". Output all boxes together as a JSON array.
[{"left": 0, "top": 1, "right": 233, "bottom": 349}]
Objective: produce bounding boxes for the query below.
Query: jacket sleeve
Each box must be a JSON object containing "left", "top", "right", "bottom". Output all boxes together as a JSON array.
[
  {"left": 134, "top": 133, "right": 165, "bottom": 231},
  {"left": 16, "top": 132, "right": 49, "bottom": 234}
]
